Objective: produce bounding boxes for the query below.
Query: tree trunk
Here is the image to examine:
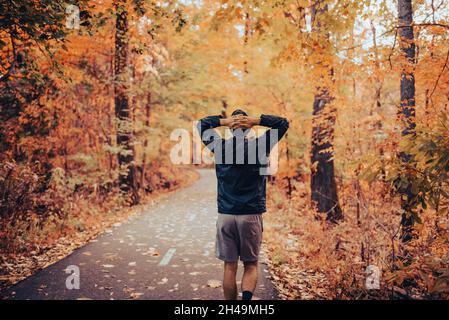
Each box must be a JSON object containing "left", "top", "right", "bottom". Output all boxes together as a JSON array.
[
  {"left": 243, "top": 11, "right": 250, "bottom": 74},
  {"left": 141, "top": 91, "right": 151, "bottom": 191},
  {"left": 397, "top": 0, "right": 416, "bottom": 242},
  {"left": 309, "top": 0, "right": 343, "bottom": 223},
  {"left": 371, "top": 21, "right": 386, "bottom": 181},
  {"left": 114, "top": 0, "right": 138, "bottom": 204},
  {"left": 285, "top": 132, "right": 293, "bottom": 199}
]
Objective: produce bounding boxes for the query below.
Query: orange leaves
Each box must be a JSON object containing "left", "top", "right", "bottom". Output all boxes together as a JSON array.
[{"left": 423, "top": 24, "right": 448, "bottom": 36}]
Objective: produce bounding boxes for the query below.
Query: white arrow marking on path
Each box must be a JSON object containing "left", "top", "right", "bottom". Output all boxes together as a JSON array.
[{"left": 158, "top": 248, "right": 176, "bottom": 266}]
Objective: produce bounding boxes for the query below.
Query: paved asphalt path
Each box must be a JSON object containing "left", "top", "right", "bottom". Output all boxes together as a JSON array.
[{"left": 1, "top": 169, "right": 277, "bottom": 300}]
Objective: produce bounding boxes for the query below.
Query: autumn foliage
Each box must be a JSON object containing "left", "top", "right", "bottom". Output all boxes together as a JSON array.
[{"left": 1, "top": 0, "right": 449, "bottom": 299}]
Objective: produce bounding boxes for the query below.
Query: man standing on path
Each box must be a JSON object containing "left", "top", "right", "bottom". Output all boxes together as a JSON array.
[{"left": 197, "top": 109, "right": 289, "bottom": 300}]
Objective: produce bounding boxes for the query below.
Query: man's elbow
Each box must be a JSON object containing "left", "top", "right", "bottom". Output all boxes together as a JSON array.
[{"left": 281, "top": 117, "right": 289, "bottom": 130}]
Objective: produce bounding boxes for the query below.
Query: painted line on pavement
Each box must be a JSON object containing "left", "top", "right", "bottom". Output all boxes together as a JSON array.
[{"left": 158, "top": 248, "right": 176, "bottom": 266}]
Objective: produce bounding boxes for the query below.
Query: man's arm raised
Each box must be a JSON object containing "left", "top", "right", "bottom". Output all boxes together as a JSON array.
[
  {"left": 256, "top": 114, "right": 290, "bottom": 155},
  {"left": 197, "top": 115, "right": 236, "bottom": 152}
]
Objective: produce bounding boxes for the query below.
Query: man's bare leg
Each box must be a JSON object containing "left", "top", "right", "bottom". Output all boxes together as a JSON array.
[
  {"left": 241, "top": 261, "right": 258, "bottom": 300},
  {"left": 223, "top": 261, "right": 238, "bottom": 300}
]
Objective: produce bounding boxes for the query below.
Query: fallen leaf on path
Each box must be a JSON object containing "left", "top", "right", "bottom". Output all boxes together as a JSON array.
[
  {"left": 207, "top": 280, "right": 221, "bottom": 288},
  {"left": 190, "top": 283, "right": 199, "bottom": 291},
  {"left": 142, "top": 247, "right": 160, "bottom": 256},
  {"left": 123, "top": 286, "right": 135, "bottom": 294},
  {"left": 104, "top": 253, "right": 118, "bottom": 261},
  {"left": 130, "top": 292, "right": 144, "bottom": 299}
]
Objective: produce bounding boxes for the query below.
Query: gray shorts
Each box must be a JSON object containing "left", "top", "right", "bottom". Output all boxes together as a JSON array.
[{"left": 215, "top": 214, "right": 263, "bottom": 262}]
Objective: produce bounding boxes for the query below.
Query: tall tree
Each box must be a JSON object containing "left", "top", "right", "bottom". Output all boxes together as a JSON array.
[
  {"left": 243, "top": 11, "right": 250, "bottom": 74},
  {"left": 309, "top": 0, "right": 343, "bottom": 222},
  {"left": 114, "top": 0, "right": 138, "bottom": 203},
  {"left": 397, "top": 0, "right": 416, "bottom": 242}
]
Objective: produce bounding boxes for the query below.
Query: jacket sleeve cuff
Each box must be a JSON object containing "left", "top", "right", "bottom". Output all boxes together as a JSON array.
[{"left": 259, "top": 114, "right": 270, "bottom": 127}]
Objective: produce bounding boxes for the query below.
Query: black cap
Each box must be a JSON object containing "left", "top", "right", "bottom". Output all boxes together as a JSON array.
[{"left": 231, "top": 109, "right": 248, "bottom": 117}]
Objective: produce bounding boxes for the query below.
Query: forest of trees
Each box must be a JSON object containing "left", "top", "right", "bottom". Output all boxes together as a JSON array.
[{"left": 1, "top": 0, "right": 448, "bottom": 299}]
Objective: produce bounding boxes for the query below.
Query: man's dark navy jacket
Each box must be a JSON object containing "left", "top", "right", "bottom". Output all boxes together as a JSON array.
[{"left": 197, "top": 114, "right": 289, "bottom": 215}]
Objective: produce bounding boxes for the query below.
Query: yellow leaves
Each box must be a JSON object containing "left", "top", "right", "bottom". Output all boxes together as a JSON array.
[
  {"left": 206, "top": 279, "right": 222, "bottom": 288},
  {"left": 360, "top": 112, "right": 383, "bottom": 125},
  {"left": 233, "top": 7, "right": 243, "bottom": 18}
]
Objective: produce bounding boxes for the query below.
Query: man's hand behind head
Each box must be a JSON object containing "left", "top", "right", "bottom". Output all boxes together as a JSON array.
[
  {"left": 231, "top": 115, "right": 260, "bottom": 130},
  {"left": 220, "top": 115, "right": 260, "bottom": 130}
]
